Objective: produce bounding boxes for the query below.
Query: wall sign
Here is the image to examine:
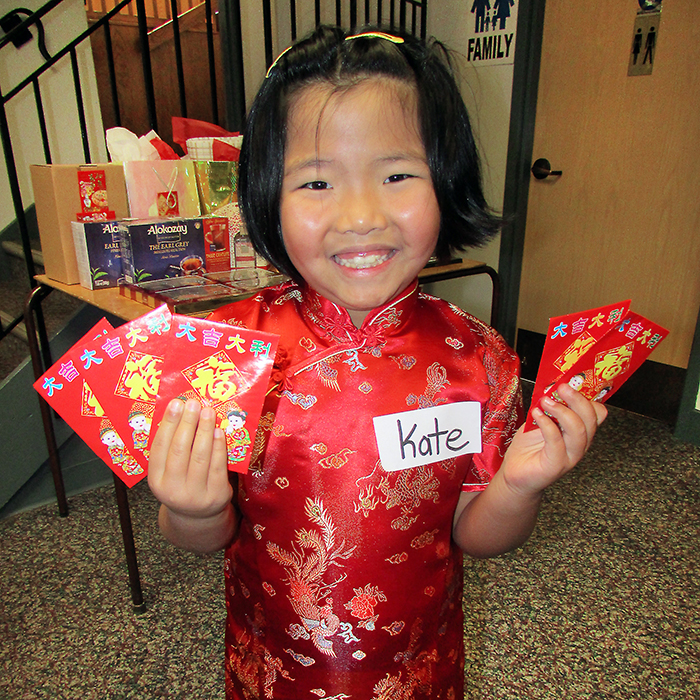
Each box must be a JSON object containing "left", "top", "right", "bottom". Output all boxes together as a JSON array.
[
  {"left": 628, "top": 7, "right": 662, "bottom": 76},
  {"left": 466, "top": 0, "right": 519, "bottom": 66}
]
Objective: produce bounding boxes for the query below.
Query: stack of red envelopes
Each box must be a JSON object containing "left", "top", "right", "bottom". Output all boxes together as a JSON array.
[
  {"left": 33, "top": 306, "right": 279, "bottom": 486},
  {"left": 525, "top": 300, "right": 668, "bottom": 431}
]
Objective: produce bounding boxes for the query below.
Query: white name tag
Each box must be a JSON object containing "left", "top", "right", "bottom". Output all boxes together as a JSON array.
[{"left": 373, "top": 402, "right": 482, "bottom": 472}]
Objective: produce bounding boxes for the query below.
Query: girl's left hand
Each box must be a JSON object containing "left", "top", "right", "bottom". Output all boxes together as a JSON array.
[{"left": 501, "top": 383, "right": 608, "bottom": 498}]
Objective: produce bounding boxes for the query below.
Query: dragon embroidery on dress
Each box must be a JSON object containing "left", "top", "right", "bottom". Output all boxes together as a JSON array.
[
  {"left": 355, "top": 462, "right": 441, "bottom": 530},
  {"left": 267, "top": 498, "right": 357, "bottom": 658},
  {"left": 406, "top": 362, "right": 450, "bottom": 408},
  {"left": 264, "top": 649, "right": 294, "bottom": 697}
]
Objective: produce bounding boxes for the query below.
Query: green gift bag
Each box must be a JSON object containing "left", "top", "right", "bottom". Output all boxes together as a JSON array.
[{"left": 194, "top": 161, "right": 238, "bottom": 215}]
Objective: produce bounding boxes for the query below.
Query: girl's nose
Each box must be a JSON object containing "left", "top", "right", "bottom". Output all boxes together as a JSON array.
[{"left": 336, "top": 187, "right": 387, "bottom": 235}]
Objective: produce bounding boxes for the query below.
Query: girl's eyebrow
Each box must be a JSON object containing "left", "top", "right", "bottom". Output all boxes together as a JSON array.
[
  {"left": 284, "top": 152, "right": 428, "bottom": 175},
  {"left": 284, "top": 157, "right": 332, "bottom": 174},
  {"left": 375, "top": 152, "right": 428, "bottom": 165}
]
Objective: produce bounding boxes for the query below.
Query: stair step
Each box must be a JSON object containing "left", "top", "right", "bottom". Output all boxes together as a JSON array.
[
  {"left": 1, "top": 241, "right": 44, "bottom": 267},
  {"left": 0, "top": 311, "right": 27, "bottom": 342}
]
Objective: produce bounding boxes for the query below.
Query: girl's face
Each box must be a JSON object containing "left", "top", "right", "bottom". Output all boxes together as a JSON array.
[{"left": 280, "top": 78, "right": 440, "bottom": 327}]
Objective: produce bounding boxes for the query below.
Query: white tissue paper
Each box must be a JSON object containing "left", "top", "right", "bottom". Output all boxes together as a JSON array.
[{"left": 106, "top": 127, "right": 160, "bottom": 162}]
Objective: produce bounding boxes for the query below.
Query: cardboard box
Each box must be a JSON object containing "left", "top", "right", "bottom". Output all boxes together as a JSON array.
[
  {"left": 30, "top": 164, "right": 130, "bottom": 284},
  {"left": 119, "top": 216, "right": 230, "bottom": 285},
  {"left": 71, "top": 220, "right": 123, "bottom": 289}
]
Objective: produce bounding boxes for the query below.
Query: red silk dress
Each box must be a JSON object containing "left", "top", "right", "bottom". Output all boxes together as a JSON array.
[{"left": 208, "top": 279, "right": 522, "bottom": 700}]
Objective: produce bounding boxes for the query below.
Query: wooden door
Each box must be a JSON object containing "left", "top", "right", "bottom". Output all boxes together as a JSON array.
[{"left": 517, "top": 1, "right": 700, "bottom": 369}]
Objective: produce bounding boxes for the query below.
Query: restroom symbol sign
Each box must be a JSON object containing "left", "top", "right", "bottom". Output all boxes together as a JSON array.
[
  {"left": 628, "top": 10, "right": 661, "bottom": 76},
  {"left": 466, "top": 0, "right": 519, "bottom": 66}
]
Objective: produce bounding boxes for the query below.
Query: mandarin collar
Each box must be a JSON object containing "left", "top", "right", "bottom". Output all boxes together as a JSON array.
[{"left": 299, "top": 279, "right": 419, "bottom": 347}]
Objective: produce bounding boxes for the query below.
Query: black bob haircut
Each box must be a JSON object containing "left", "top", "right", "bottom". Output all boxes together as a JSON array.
[{"left": 238, "top": 24, "right": 501, "bottom": 281}]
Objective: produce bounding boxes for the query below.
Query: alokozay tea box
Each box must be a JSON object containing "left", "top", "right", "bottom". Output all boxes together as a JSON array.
[
  {"left": 71, "top": 220, "right": 123, "bottom": 289},
  {"left": 119, "top": 217, "right": 209, "bottom": 285}
]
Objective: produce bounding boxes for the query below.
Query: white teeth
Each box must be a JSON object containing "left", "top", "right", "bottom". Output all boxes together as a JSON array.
[{"left": 335, "top": 252, "right": 393, "bottom": 269}]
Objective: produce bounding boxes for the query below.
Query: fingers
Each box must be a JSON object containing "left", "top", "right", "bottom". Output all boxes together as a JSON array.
[
  {"left": 591, "top": 399, "right": 608, "bottom": 426},
  {"left": 148, "top": 398, "right": 187, "bottom": 486},
  {"left": 551, "top": 384, "right": 603, "bottom": 429},
  {"left": 149, "top": 399, "right": 227, "bottom": 491},
  {"left": 208, "top": 427, "right": 232, "bottom": 493},
  {"left": 163, "top": 399, "right": 206, "bottom": 482},
  {"left": 188, "top": 403, "right": 218, "bottom": 481},
  {"left": 534, "top": 383, "right": 605, "bottom": 466}
]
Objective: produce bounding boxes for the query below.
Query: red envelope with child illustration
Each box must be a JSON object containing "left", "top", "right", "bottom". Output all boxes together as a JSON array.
[
  {"left": 152, "top": 315, "right": 279, "bottom": 474},
  {"left": 32, "top": 318, "right": 151, "bottom": 488},
  {"left": 525, "top": 302, "right": 668, "bottom": 431},
  {"left": 75, "top": 306, "right": 173, "bottom": 478}
]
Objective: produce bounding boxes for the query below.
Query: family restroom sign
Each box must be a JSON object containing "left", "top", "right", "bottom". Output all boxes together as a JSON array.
[{"left": 466, "top": 0, "right": 519, "bottom": 66}]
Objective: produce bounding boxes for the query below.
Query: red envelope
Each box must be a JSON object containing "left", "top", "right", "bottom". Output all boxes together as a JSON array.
[
  {"left": 32, "top": 318, "right": 149, "bottom": 488},
  {"left": 153, "top": 314, "right": 279, "bottom": 474},
  {"left": 76, "top": 306, "right": 173, "bottom": 476}
]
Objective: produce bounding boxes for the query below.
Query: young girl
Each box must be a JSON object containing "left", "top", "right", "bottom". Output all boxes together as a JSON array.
[{"left": 148, "top": 26, "right": 606, "bottom": 699}]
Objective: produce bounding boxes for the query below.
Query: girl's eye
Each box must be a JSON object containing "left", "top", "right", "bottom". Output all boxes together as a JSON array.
[
  {"left": 385, "top": 173, "right": 414, "bottom": 184},
  {"left": 301, "top": 180, "right": 331, "bottom": 190}
]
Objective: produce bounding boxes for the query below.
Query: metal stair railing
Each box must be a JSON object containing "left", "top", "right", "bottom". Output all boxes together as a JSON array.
[{"left": 2, "top": 0, "right": 426, "bottom": 611}]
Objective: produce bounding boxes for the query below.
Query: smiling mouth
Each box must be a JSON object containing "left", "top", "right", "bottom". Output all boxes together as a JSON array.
[{"left": 333, "top": 251, "right": 396, "bottom": 270}]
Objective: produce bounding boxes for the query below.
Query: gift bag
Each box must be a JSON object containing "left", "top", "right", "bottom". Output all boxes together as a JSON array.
[
  {"left": 123, "top": 160, "right": 201, "bottom": 218},
  {"left": 194, "top": 160, "right": 238, "bottom": 215}
]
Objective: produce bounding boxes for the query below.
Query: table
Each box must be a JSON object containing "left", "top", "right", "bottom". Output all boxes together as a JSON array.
[
  {"left": 418, "top": 259, "right": 499, "bottom": 326},
  {"left": 24, "top": 278, "right": 151, "bottom": 611},
  {"left": 35, "top": 258, "right": 499, "bottom": 321},
  {"left": 25, "top": 259, "right": 499, "bottom": 610},
  {"left": 33, "top": 274, "right": 154, "bottom": 320}
]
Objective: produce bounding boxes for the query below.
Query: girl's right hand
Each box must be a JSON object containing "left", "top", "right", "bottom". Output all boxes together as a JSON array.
[{"left": 148, "top": 399, "right": 232, "bottom": 520}]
